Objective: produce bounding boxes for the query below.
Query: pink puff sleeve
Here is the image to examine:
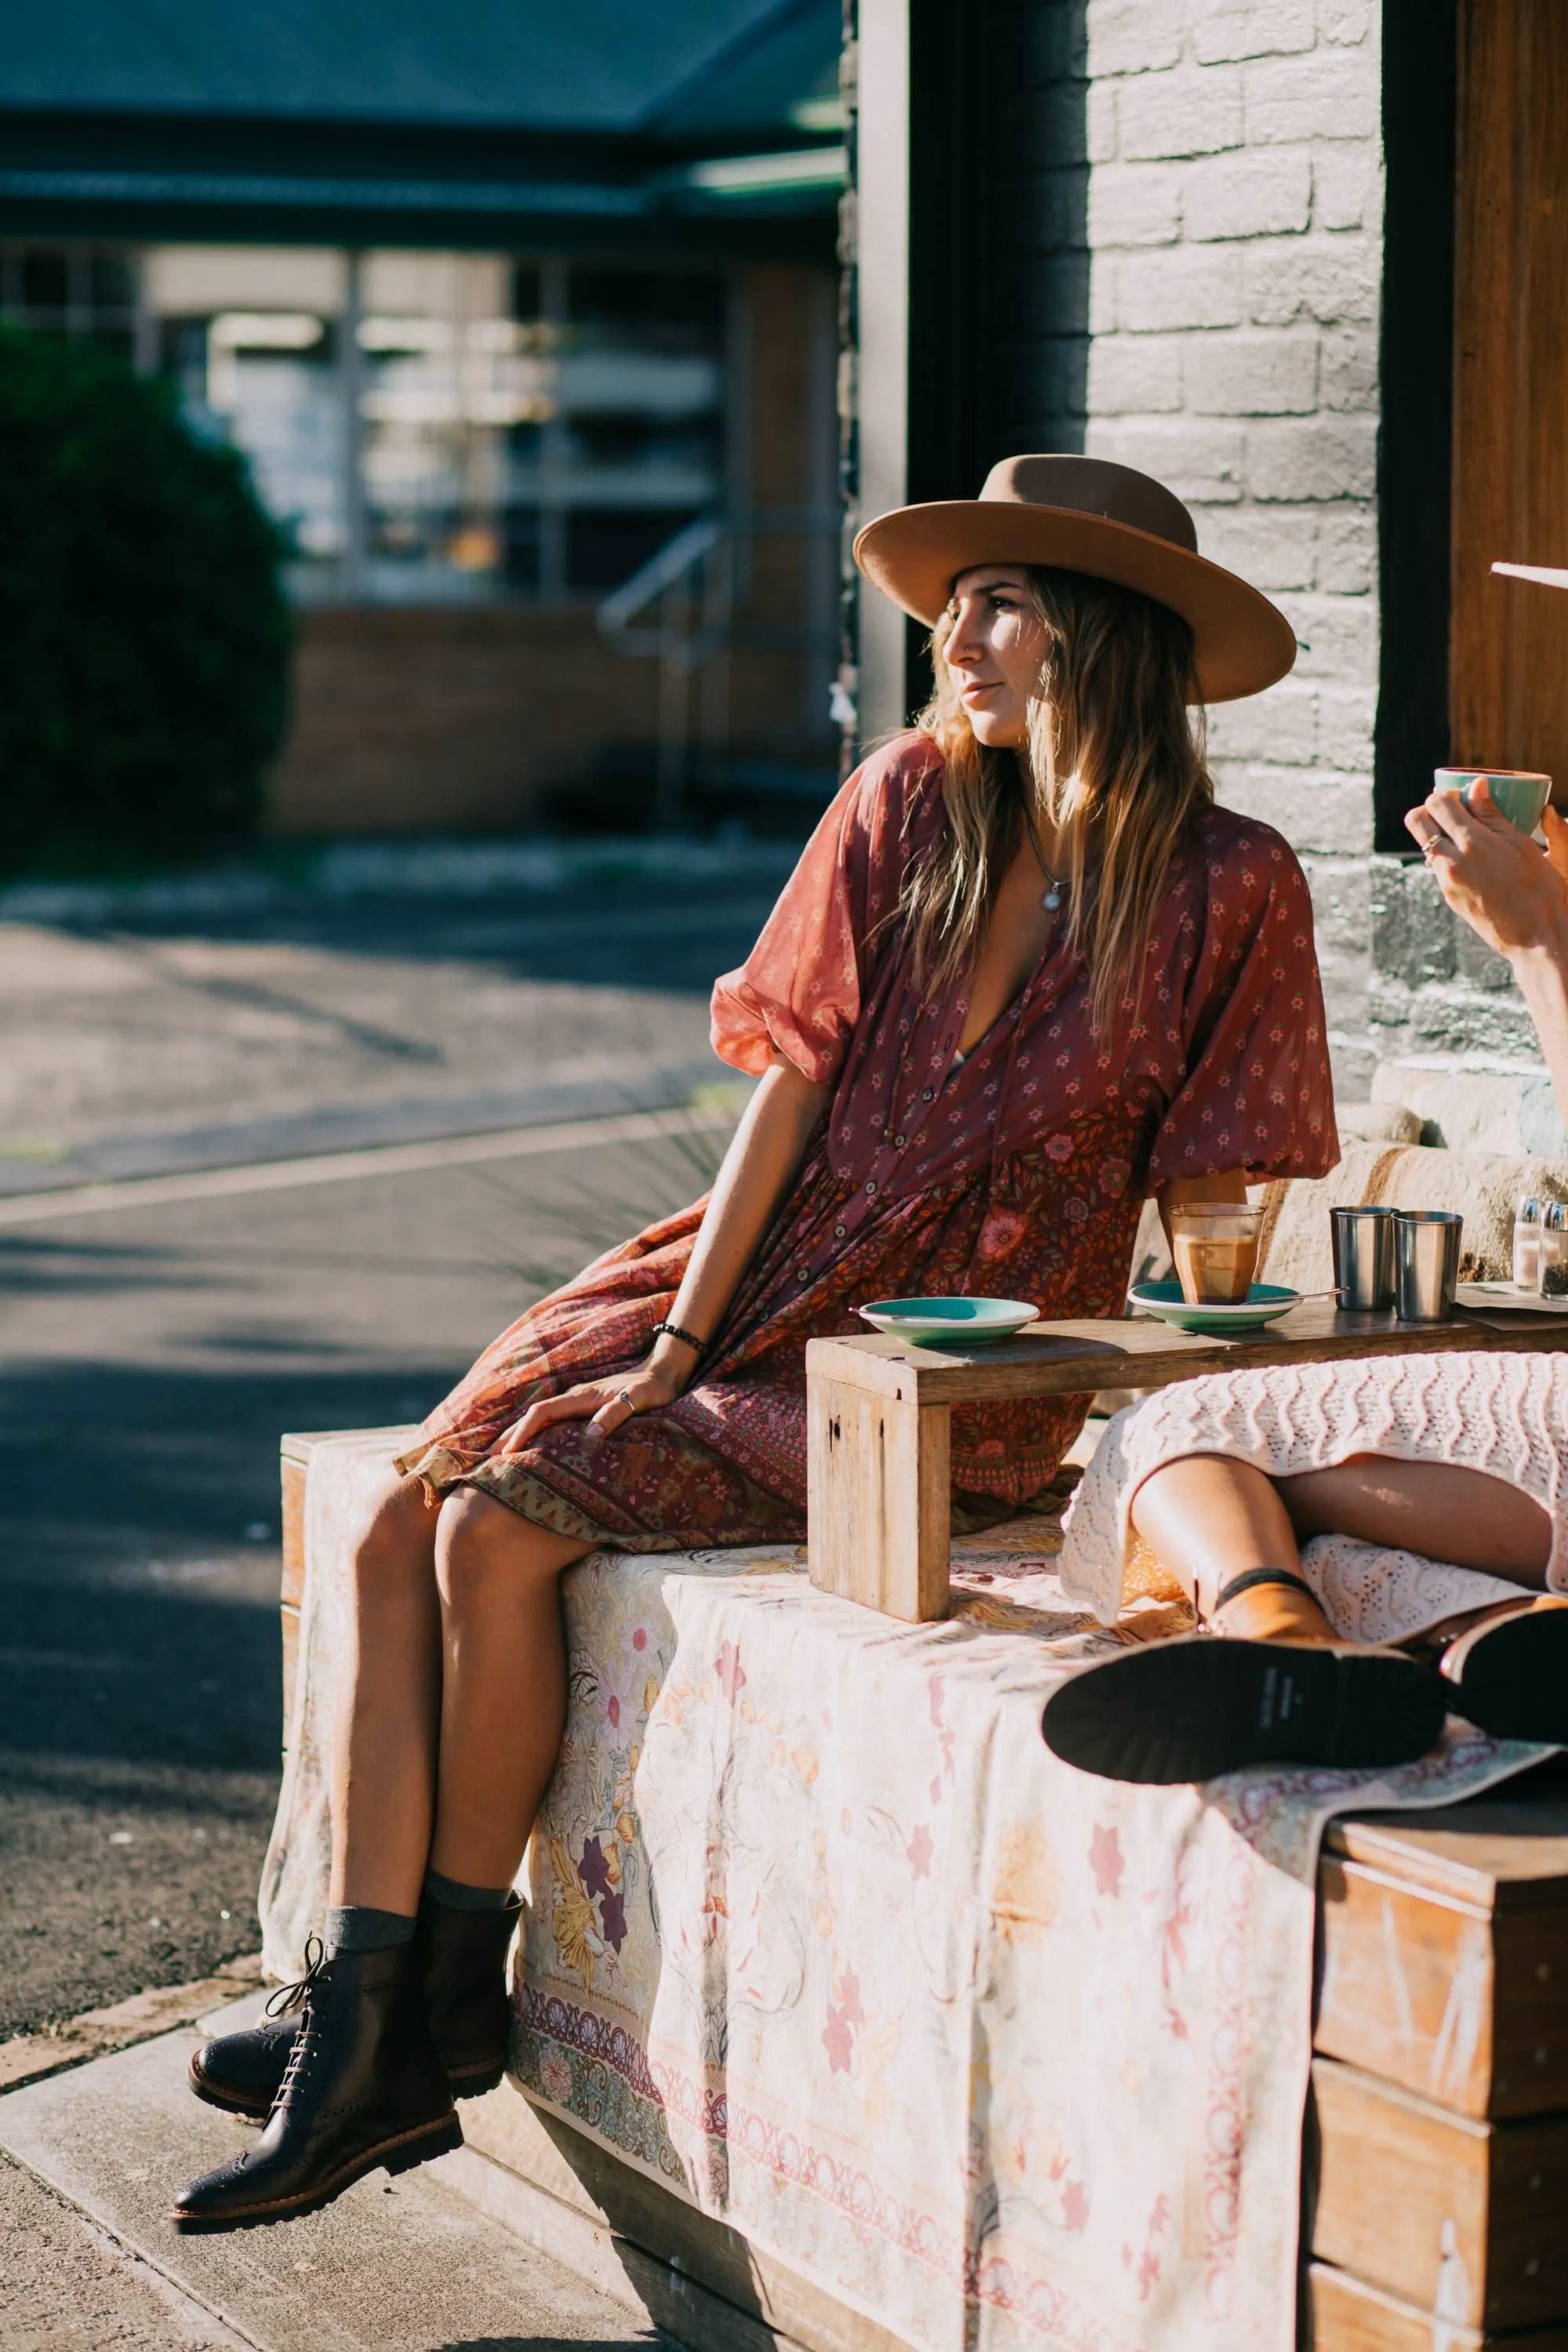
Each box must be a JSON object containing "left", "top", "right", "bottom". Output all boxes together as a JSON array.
[
  {"left": 710, "top": 739, "right": 935, "bottom": 1084},
  {"left": 1145, "top": 821, "right": 1339, "bottom": 1188},
  {"left": 709, "top": 770, "right": 873, "bottom": 1084}
]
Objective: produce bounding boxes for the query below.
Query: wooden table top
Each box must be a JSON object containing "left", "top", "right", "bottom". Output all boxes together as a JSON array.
[{"left": 807, "top": 1296, "right": 1568, "bottom": 1404}]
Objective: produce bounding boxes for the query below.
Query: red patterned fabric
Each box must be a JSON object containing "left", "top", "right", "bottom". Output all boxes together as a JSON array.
[{"left": 401, "top": 735, "right": 1338, "bottom": 1547}]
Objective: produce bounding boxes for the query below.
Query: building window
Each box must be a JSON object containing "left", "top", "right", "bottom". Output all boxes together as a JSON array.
[
  {"left": 0, "top": 242, "right": 140, "bottom": 361},
  {"left": 137, "top": 244, "right": 729, "bottom": 606}
]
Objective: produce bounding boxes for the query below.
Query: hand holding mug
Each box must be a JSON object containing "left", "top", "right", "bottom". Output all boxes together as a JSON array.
[{"left": 1405, "top": 774, "right": 1568, "bottom": 962}]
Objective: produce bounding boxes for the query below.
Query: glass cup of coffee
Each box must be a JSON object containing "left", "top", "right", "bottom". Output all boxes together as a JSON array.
[{"left": 1169, "top": 1201, "right": 1265, "bottom": 1305}]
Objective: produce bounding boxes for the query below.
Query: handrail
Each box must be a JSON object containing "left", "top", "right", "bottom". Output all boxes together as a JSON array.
[
  {"left": 594, "top": 506, "right": 840, "bottom": 826},
  {"left": 597, "top": 516, "right": 726, "bottom": 643}
]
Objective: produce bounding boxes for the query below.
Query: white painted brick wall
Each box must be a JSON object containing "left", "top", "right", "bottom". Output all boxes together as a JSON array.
[{"left": 1082, "top": 0, "right": 1385, "bottom": 1088}]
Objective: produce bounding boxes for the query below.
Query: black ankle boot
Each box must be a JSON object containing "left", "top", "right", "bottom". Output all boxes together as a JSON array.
[
  {"left": 188, "top": 1896, "right": 523, "bottom": 2121},
  {"left": 172, "top": 1943, "right": 460, "bottom": 2232},
  {"left": 188, "top": 1958, "right": 316, "bottom": 2122},
  {"left": 418, "top": 1890, "right": 522, "bottom": 2098}
]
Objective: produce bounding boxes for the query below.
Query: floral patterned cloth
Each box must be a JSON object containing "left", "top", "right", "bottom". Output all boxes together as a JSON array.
[
  {"left": 260, "top": 1433, "right": 1546, "bottom": 2352},
  {"left": 397, "top": 736, "right": 1337, "bottom": 1543}
]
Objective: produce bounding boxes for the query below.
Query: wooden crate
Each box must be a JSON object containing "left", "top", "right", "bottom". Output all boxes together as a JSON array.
[
  {"left": 1310, "top": 1778, "right": 1568, "bottom": 2343},
  {"left": 278, "top": 1432, "right": 1568, "bottom": 2347}
]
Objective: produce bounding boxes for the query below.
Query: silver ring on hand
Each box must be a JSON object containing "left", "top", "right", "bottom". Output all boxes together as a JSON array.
[{"left": 615, "top": 1388, "right": 635, "bottom": 1410}]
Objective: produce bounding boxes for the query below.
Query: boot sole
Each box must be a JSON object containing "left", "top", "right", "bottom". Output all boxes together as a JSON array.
[
  {"left": 448, "top": 2060, "right": 506, "bottom": 2100},
  {"left": 1448, "top": 1606, "right": 1568, "bottom": 1743},
  {"left": 170, "top": 2112, "right": 463, "bottom": 2233},
  {"left": 1041, "top": 1636, "right": 1447, "bottom": 1784}
]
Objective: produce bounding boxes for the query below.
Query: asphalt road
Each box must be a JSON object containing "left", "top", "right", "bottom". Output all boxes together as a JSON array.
[{"left": 0, "top": 862, "right": 779, "bottom": 2034}]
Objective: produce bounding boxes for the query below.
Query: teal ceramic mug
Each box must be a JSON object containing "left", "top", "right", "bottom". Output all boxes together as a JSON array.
[{"left": 1435, "top": 766, "right": 1553, "bottom": 835}]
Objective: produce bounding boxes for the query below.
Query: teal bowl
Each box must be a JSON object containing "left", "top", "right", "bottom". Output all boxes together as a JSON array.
[{"left": 858, "top": 1295, "right": 1040, "bottom": 1348}]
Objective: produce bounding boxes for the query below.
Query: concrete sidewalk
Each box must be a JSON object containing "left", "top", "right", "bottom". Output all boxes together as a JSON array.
[{"left": 0, "top": 1993, "right": 666, "bottom": 2352}]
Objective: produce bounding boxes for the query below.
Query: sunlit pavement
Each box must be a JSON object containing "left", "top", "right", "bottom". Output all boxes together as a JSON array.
[{"left": 0, "top": 862, "right": 776, "bottom": 2038}]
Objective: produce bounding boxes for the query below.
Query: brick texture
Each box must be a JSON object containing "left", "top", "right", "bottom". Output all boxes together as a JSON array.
[{"left": 1079, "top": 0, "right": 1388, "bottom": 1089}]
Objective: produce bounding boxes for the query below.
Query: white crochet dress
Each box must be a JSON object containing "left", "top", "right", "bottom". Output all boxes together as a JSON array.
[{"left": 1058, "top": 1351, "right": 1568, "bottom": 1645}]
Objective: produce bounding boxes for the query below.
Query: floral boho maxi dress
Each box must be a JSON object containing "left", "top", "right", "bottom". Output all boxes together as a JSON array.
[{"left": 398, "top": 735, "right": 1338, "bottom": 1549}]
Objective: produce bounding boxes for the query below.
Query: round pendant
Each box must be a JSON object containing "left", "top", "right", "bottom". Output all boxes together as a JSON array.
[{"left": 1042, "top": 887, "right": 1062, "bottom": 912}]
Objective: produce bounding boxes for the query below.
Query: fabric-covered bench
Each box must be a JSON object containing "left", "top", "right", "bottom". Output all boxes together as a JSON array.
[{"left": 257, "top": 1075, "right": 1568, "bottom": 2350}]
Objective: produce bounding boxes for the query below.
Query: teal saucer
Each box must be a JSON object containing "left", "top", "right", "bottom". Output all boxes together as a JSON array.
[
  {"left": 1127, "top": 1279, "right": 1300, "bottom": 1334},
  {"left": 858, "top": 1295, "right": 1040, "bottom": 1348}
]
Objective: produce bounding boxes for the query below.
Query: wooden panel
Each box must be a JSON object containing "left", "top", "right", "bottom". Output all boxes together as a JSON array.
[
  {"left": 1317, "top": 1849, "right": 1568, "bottom": 2119},
  {"left": 1311, "top": 2056, "right": 1568, "bottom": 2329},
  {"left": 1308, "top": 2261, "right": 1568, "bottom": 2350},
  {"left": 1317, "top": 1854, "right": 1501, "bottom": 2115},
  {"left": 280, "top": 1600, "right": 300, "bottom": 1742},
  {"left": 806, "top": 1303, "right": 1568, "bottom": 1409},
  {"left": 463, "top": 2083, "right": 910, "bottom": 2352},
  {"left": 281, "top": 1454, "right": 307, "bottom": 1611},
  {"left": 279, "top": 1422, "right": 423, "bottom": 1467},
  {"left": 806, "top": 1373, "right": 950, "bottom": 1619},
  {"left": 1452, "top": 0, "right": 1568, "bottom": 792},
  {"left": 1328, "top": 1773, "right": 1568, "bottom": 1912},
  {"left": 278, "top": 1425, "right": 420, "bottom": 1747}
]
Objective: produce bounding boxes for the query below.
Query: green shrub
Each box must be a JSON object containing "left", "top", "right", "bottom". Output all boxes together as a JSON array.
[{"left": 0, "top": 327, "right": 292, "bottom": 874}]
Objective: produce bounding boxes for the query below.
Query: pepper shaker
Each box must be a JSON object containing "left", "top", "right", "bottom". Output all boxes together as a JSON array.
[{"left": 1541, "top": 1203, "right": 1568, "bottom": 1300}]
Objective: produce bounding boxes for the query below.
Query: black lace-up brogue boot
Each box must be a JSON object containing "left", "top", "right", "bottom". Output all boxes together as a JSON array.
[
  {"left": 418, "top": 1889, "right": 522, "bottom": 2099},
  {"left": 190, "top": 1896, "right": 523, "bottom": 2121},
  {"left": 171, "top": 1942, "right": 459, "bottom": 2232},
  {"left": 187, "top": 1954, "right": 316, "bottom": 2122}
]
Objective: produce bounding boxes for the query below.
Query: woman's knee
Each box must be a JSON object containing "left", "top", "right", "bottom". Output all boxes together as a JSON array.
[
  {"left": 350, "top": 1471, "right": 439, "bottom": 1593},
  {"left": 434, "top": 1487, "right": 564, "bottom": 1612}
]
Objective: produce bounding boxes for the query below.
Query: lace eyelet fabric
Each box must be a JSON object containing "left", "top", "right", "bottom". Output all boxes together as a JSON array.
[{"left": 1060, "top": 1350, "right": 1568, "bottom": 1642}]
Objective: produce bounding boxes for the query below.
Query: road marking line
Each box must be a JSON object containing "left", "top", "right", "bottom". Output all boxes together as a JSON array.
[{"left": 0, "top": 1105, "right": 735, "bottom": 1229}]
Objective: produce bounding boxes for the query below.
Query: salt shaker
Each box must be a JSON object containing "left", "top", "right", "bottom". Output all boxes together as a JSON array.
[
  {"left": 1515, "top": 1194, "right": 1543, "bottom": 1288},
  {"left": 1540, "top": 1203, "right": 1568, "bottom": 1299}
]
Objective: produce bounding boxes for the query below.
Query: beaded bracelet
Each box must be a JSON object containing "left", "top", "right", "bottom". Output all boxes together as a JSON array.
[{"left": 653, "top": 1319, "right": 707, "bottom": 1354}]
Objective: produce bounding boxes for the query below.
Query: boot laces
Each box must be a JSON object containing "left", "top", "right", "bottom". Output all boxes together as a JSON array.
[
  {"left": 265, "top": 1933, "right": 327, "bottom": 2020},
  {"left": 270, "top": 1936, "right": 333, "bottom": 2111}
]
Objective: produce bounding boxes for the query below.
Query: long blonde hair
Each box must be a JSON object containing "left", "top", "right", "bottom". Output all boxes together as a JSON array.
[{"left": 906, "top": 567, "right": 1214, "bottom": 1033}]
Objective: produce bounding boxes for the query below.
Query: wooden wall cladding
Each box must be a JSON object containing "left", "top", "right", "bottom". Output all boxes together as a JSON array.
[{"left": 1451, "top": 0, "right": 1568, "bottom": 794}]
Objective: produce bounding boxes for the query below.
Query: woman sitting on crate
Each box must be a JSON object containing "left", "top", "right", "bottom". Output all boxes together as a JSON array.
[
  {"left": 173, "top": 456, "right": 1338, "bottom": 2231},
  {"left": 1042, "top": 760, "right": 1568, "bottom": 1788}
]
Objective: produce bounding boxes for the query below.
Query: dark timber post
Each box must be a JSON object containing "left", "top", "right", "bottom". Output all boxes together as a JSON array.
[{"left": 849, "top": 0, "right": 1090, "bottom": 746}]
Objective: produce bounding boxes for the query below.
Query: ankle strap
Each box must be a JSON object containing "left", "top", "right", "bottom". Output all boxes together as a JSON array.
[{"left": 1213, "top": 1566, "right": 1321, "bottom": 1613}]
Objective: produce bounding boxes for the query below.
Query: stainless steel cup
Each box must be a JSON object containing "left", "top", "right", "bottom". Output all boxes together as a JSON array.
[
  {"left": 1331, "top": 1205, "right": 1396, "bottom": 1311},
  {"left": 1393, "top": 1210, "right": 1463, "bottom": 1323}
]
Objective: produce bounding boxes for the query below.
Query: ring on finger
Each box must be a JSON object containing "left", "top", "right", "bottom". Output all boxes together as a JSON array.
[{"left": 615, "top": 1388, "right": 635, "bottom": 1410}]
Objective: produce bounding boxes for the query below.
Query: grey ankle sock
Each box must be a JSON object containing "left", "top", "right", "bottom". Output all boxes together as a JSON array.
[
  {"left": 322, "top": 1904, "right": 416, "bottom": 1956},
  {"left": 423, "top": 1867, "right": 514, "bottom": 1913}
]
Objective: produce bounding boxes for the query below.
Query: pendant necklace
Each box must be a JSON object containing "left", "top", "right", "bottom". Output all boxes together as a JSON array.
[{"left": 1024, "top": 814, "right": 1066, "bottom": 913}]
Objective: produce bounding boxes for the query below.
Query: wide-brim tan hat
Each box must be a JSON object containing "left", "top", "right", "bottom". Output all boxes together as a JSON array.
[
  {"left": 1494, "top": 561, "right": 1568, "bottom": 590},
  {"left": 853, "top": 453, "right": 1297, "bottom": 704}
]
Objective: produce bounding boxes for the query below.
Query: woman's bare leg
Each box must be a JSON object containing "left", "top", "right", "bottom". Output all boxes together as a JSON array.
[
  {"left": 1281, "top": 1457, "right": 1552, "bottom": 1584},
  {"left": 1130, "top": 1452, "right": 1555, "bottom": 1648},
  {"left": 429, "top": 1490, "right": 590, "bottom": 1889},
  {"left": 332, "top": 1473, "right": 445, "bottom": 1913},
  {"left": 1129, "top": 1455, "right": 1338, "bottom": 1642}
]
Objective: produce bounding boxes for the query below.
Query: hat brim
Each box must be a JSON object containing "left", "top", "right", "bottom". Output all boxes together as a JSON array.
[
  {"left": 1493, "top": 561, "right": 1568, "bottom": 590},
  {"left": 852, "top": 499, "right": 1297, "bottom": 703}
]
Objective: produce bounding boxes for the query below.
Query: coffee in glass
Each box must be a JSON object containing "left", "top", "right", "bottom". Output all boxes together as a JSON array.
[{"left": 1169, "top": 1200, "right": 1264, "bottom": 1305}]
